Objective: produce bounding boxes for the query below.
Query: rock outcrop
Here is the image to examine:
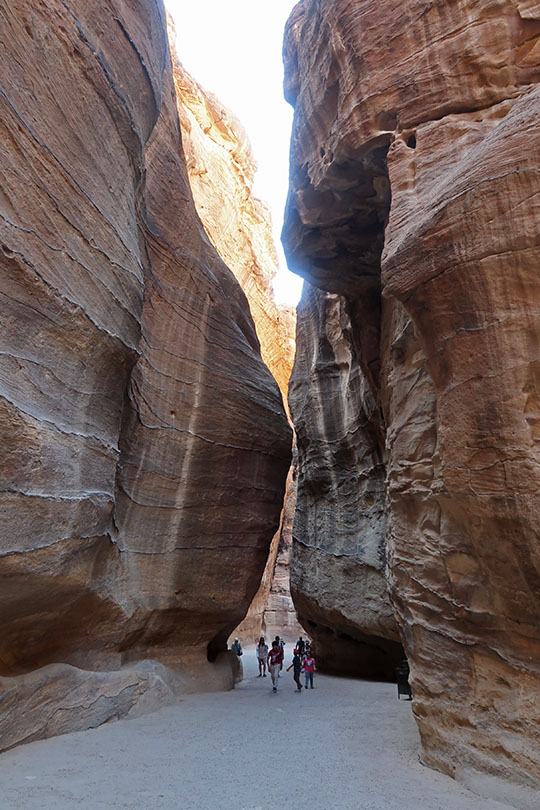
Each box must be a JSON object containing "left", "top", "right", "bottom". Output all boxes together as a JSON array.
[
  {"left": 174, "top": 59, "right": 296, "bottom": 400},
  {"left": 261, "top": 464, "right": 304, "bottom": 643},
  {"left": 233, "top": 464, "right": 304, "bottom": 645},
  {"left": 289, "top": 284, "right": 403, "bottom": 676},
  {"left": 283, "top": 0, "right": 540, "bottom": 803},
  {"left": 172, "top": 54, "right": 302, "bottom": 644},
  {"left": 0, "top": 0, "right": 291, "bottom": 750}
]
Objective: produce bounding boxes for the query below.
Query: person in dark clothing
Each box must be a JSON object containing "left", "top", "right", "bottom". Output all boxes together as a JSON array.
[
  {"left": 231, "top": 637, "right": 243, "bottom": 656},
  {"left": 286, "top": 651, "right": 303, "bottom": 692},
  {"left": 296, "top": 636, "right": 305, "bottom": 657}
]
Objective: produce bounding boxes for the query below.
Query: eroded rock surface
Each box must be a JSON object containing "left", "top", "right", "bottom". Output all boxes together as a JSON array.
[
  {"left": 289, "top": 284, "right": 402, "bottom": 676},
  {"left": 0, "top": 0, "right": 291, "bottom": 749},
  {"left": 174, "top": 59, "right": 296, "bottom": 400},
  {"left": 171, "top": 54, "right": 303, "bottom": 644},
  {"left": 284, "top": 0, "right": 540, "bottom": 801}
]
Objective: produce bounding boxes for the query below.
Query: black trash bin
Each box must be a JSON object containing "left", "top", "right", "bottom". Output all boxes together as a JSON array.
[{"left": 395, "top": 659, "right": 412, "bottom": 700}]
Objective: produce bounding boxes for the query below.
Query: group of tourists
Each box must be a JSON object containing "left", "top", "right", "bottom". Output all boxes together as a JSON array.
[{"left": 255, "top": 635, "right": 316, "bottom": 693}]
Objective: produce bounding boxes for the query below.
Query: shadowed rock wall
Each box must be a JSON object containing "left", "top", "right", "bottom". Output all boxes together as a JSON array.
[
  {"left": 289, "top": 284, "right": 402, "bottom": 676},
  {"left": 0, "top": 0, "right": 291, "bottom": 748},
  {"left": 283, "top": 0, "right": 540, "bottom": 803}
]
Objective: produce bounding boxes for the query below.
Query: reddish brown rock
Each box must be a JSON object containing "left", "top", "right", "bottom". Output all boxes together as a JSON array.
[
  {"left": 173, "top": 57, "right": 296, "bottom": 401},
  {"left": 284, "top": 0, "right": 540, "bottom": 802},
  {"left": 171, "top": 53, "right": 301, "bottom": 643},
  {"left": 0, "top": 0, "right": 291, "bottom": 748},
  {"left": 288, "top": 283, "right": 402, "bottom": 677}
]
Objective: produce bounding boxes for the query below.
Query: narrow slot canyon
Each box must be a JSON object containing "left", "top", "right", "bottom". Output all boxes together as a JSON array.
[{"left": 0, "top": 1, "right": 539, "bottom": 809}]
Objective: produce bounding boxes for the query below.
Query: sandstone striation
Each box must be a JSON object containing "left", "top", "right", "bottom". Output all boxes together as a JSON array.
[
  {"left": 261, "top": 463, "right": 304, "bottom": 643},
  {"left": 172, "top": 53, "right": 301, "bottom": 643},
  {"left": 289, "top": 284, "right": 402, "bottom": 676},
  {"left": 173, "top": 59, "right": 296, "bottom": 401},
  {"left": 0, "top": 0, "right": 291, "bottom": 749},
  {"left": 284, "top": 0, "right": 540, "bottom": 803}
]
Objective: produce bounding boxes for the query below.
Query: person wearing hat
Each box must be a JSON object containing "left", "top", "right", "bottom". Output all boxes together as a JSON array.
[{"left": 231, "top": 637, "right": 243, "bottom": 656}]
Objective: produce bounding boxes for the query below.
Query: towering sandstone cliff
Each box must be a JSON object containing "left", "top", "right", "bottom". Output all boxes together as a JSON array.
[
  {"left": 172, "top": 55, "right": 301, "bottom": 644},
  {"left": 0, "top": 0, "right": 291, "bottom": 749},
  {"left": 173, "top": 59, "right": 296, "bottom": 401},
  {"left": 284, "top": 0, "right": 540, "bottom": 803}
]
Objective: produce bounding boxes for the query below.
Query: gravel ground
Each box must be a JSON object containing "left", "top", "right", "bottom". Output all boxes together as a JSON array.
[{"left": 0, "top": 648, "right": 515, "bottom": 810}]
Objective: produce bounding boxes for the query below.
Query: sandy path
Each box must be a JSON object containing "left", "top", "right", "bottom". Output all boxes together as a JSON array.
[{"left": 0, "top": 648, "right": 513, "bottom": 810}]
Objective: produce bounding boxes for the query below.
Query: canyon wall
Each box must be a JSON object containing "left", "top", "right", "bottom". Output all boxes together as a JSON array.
[
  {"left": 174, "top": 59, "right": 296, "bottom": 400},
  {"left": 172, "top": 56, "right": 302, "bottom": 645},
  {"left": 289, "top": 284, "right": 402, "bottom": 676},
  {"left": 284, "top": 0, "right": 540, "bottom": 803},
  {"left": 0, "top": 0, "right": 291, "bottom": 750}
]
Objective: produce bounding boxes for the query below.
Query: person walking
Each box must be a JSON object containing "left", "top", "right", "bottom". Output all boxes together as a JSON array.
[
  {"left": 286, "top": 650, "right": 303, "bottom": 692},
  {"left": 273, "top": 636, "right": 285, "bottom": 677},
  {"left": 231, "top": 637, "right": 243, "bottom": 657},
  {"left": 304, "top": 650, "right": 316, "bottom": 689},
  {"left": 267, "top": 640, "right": 284, "bottom": 692},
  {"left": 296, "top": 636, "right": 305, "bottom": 658},
  {"left": 256, "top": 637, "right": 268, "bottom": 677}
]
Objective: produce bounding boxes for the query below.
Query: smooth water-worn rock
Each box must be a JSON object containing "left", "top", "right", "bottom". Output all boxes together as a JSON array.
[
  {"left": 0, "top": 0, "right": 291, "bottom": 749},
  {"left": 284, "top": 0, "right": 540, "bottom": 801}
]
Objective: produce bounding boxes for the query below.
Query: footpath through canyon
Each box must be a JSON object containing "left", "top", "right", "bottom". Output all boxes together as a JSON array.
[
  {"left": 1, "top": 1, "right": 539, "bottom": 808},
  {"left": 0, "top": 650, "right": 519, "bottom": 810}
]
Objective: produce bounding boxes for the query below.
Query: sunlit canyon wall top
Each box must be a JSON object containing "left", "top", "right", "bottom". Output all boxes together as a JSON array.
[{"left": 283, "top": 0, "right": 540, "bottom": 803}]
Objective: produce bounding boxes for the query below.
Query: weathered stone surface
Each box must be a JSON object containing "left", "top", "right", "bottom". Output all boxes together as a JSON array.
[
  {"left": 261, "top": 463, "right": 304, "bottom": 643},
  {"left": 0, "top": 0, "right": 291, "bottom": 748},
  {"left": 0, "top": 653, "right": 238, "bottom": 752},
  {"left": 284, "top": 0, "right": 540, "bottom": 801},
  {"left": 289, "top": 283, "right": 402, "bottom": 676},
  {"left": 173, "top": 57, "right": 296, "bottom": 400},
  {"left": 233, "top": 464, "right": 304, "bottom": 645},
  {"left": 171, "top": 51, "right": 301, "bottom": 644}
]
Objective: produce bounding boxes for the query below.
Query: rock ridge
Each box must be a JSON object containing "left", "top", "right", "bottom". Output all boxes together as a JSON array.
[
  {"left": 283, "top": 0, "right": 540, "bottom": 803},
  {"left": 0, "top": 0, "right": 291, "bottom": 749}
]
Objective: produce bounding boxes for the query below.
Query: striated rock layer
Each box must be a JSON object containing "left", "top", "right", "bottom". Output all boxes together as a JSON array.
[
  {"left": 171, "top": 54, "right": 301, "bottom": 643},
  {"left": 173, "top": 58, "right": 296, "bottom": 401},
  {"left": 233, "top": 460, "right": 304, "bottom": 646},
  {"left": 289, "top": 284, "right": 402, "bottom": 676},
  {"left": 284, "top": 0, "right": 540, "bottom": 803},
  {"left": 0, "top": 0, "right": 291, "bottom": 749}
]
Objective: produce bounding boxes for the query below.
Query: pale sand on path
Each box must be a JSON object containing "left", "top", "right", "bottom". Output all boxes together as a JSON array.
[{"left": 0, "top": 647, "right": 516, "bottom": 810}]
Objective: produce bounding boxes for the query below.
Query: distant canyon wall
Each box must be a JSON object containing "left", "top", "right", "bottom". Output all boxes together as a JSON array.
[
  {"left": 173, "top": 57, "right": 296, "bottom": 401},
  {"left": 284, "top": 0, "right": 540, "bottom": 803},
  {"left": 0, "top": 0, "right": 291, "bottom": 750},
  {"left": 172, "top": 54, "right": 301, "bottom": 645}
]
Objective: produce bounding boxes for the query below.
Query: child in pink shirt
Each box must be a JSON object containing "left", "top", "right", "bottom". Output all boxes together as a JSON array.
[{"left": 304, "top": 652, "right": 316, "bottom": 689}]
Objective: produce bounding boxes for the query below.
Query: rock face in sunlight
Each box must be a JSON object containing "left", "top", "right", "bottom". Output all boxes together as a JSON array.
[
  {"left": 0, "top": 0, "right": 291, "bottom": 750},
  {"left": 283, "top": 0, "right": 540, "bottom": 803},
  {"left": 233, "top": 465, "right": 304, "bottom": 645},
  {"left": 173, "top": 57, "right": 302, "bottom": 643},
  {"left": 174, "top": 61, "right": 296, "bottom": 400}
]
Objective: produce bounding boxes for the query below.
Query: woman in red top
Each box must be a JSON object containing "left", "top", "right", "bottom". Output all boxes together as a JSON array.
[{"left": 267, "top": 640, "right": 283, "bottom": 692}]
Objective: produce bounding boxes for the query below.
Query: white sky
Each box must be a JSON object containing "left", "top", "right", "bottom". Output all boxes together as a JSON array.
[{"left": 165, "top": 0, "right": 303, "bottom": 306}]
